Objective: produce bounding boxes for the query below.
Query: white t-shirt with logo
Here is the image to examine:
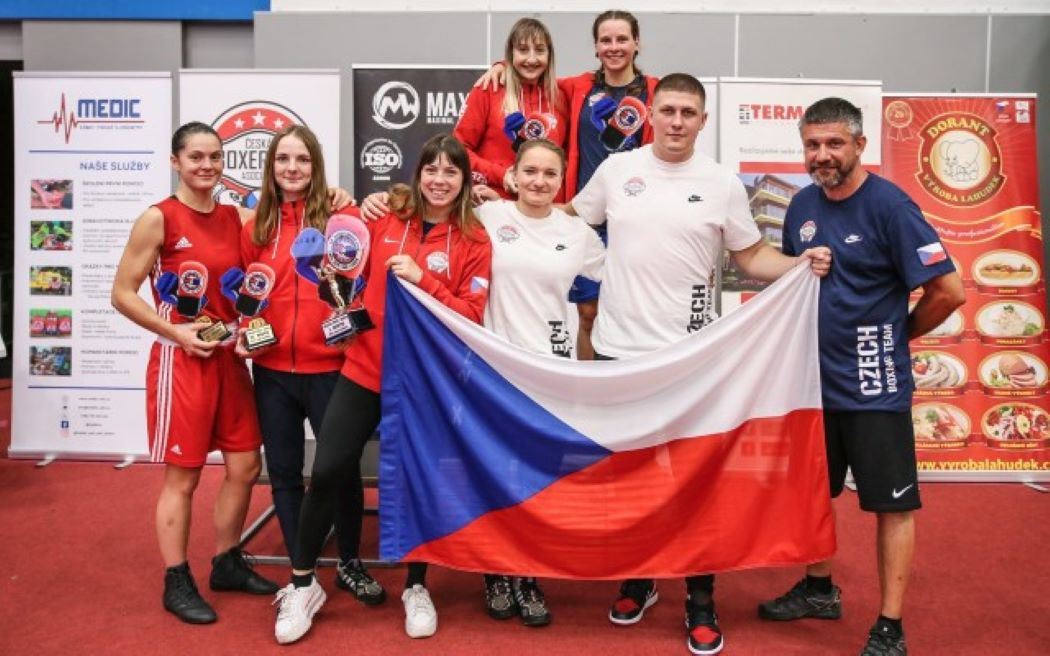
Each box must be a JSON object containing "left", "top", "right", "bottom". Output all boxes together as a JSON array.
[
  {"left": 571, "top": 145, "right": 761, "bottom": 359},
  {"left": 478, "top": 200, "right": 605, "bottom": 358}
]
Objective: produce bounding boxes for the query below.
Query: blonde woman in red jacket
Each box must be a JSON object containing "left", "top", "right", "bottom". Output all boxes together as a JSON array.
[
  {"left": 475, "top": 10, "right": 658, "bottom": 360},
  {"left": 239, "top": 124, "right": 388, "bottom": 610},
  {"left": 272, "top": 134, "right": 492, "bottom": 645},
  {"left": 454, "top": 17, "right": 567, "bottom": 201}
]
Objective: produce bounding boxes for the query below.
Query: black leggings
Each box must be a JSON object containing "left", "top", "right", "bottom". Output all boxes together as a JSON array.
[{"left": 292, "top": 375, "right": 428, "bottom": 585}]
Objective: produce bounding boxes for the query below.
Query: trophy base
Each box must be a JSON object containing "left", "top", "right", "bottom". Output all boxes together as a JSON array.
[
  {"left": 322, "top": 313, "right": 356, "bottom": 346},
  {"left": 197, "top": 318, "right": 232, "bottom": 343},
  {"left": 244, "top": 320, "right": 277, "bottom": 352}
]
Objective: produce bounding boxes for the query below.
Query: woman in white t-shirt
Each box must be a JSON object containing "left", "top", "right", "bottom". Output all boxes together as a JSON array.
[{"left": 472, "top": 138, "right": 604, "bottom": 625}]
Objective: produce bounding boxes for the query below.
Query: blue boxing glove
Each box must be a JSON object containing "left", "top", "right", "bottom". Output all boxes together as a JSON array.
[
  {"left": 291, "top": 227, "right": 325, "bottom": 285},
  {"left": 503, "top": 111, "right": 526, "bottom": 142},
  {"left": 589, "top": 95, "right": 617, "bottom": 132},
  {"left": 155, "top": 271, "right": 179, "bottom": 305},
  {"left": 220, "top": 267, "right": 245, "bottom": 303}
]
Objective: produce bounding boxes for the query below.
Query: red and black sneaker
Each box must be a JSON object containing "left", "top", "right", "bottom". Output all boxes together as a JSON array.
[
  {"left": 685, "top": 598, "right": 724, "bottom": 655},
  {"left": 608, "top": 579, "right": 659, "bottom": 625}
]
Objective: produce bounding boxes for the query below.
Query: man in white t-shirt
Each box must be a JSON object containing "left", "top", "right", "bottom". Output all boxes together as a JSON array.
[{"left": 566, "top": 73, "right": 831, "bottom": 656}]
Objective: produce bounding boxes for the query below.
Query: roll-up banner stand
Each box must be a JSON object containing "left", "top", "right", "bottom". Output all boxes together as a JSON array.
[
  {"left": 882, "top": 94, "right": 1049, "bottom": 482},
  {"left": 178, "top": 69, "right": 341, "bottom": 464},
  {"left": 352, "top": 65, "right": 486, "bottom": 197},
  {"left": 717, "top": 78, "right": 883, "bottom": 312},
  {"left": 11, "top": 72, "right": 172, "bottom": 462}
]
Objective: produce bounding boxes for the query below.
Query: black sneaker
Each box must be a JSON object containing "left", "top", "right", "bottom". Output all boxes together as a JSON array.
[
  {"left": 334, "top": 559, "right": 386, "bottom": 605},
  {"left": 608, "top": 579, "right": 659, "bottom": 625},
  {"left": 163, "top": 562, "right": 217, "bottom": 625},
  {"left": 685, "top": 598, "right": 723, "bottom": 655},
  {"left": 861, "top": 620, "right": 907, "bottom": 656},
  {"left": 515, "top": 578, "right": 551, "bottom": 627},
  {"left": 209, "top": 547, "right": 280, "bottom": 595},
  {"left": 484, "top": 574, "right": 518, "bottom": 620},
  {"left": 758, "top": 578, "right": 842, "bottom": 621}
]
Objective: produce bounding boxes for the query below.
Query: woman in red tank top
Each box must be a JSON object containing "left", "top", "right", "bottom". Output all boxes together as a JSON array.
[{"left": 112, "top": 122, "right": 278, "bottom": 626}]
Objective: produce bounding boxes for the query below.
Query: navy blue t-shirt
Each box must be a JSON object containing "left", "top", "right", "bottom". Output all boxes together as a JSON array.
[
  {"left": 576, "top": 76, "right": 648, "bottom": 194},
  {"left": 782, "top": 174, "right": 956, "bottom": 412}
]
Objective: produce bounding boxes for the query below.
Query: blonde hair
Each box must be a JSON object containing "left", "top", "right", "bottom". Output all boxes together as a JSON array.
[
  {"left": 252, "top": 125, "right": 330, "bottom": 246},
  {"left": 502, "top": 18, "right": 561, "bottom": 117}
]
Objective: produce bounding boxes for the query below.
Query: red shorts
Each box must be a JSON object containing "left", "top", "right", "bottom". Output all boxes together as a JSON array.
[{"left": 146, "top": 342, "right": 261, "bottom": 467}]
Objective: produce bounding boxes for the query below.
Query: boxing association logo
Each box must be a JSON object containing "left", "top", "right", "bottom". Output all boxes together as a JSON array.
[
  {"left": 915, "top": 112, "right": 1005, "bottom": 208},
  {"left": 210, "top": 100, "right": 306, "bottom": 208},
  {"left": 244, "top": 270, "right": 273, "bottom": 296},
  {"left": 373, "top": 81, "right": 420, "bottom": 130},
  {"left": 325, "top": 230, "right": 364, "bottom": 273}
]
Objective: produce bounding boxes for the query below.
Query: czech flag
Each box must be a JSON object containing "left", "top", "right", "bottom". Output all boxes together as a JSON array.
[{"left": 379, "top": 265, "right": 835, "bottom": 579}]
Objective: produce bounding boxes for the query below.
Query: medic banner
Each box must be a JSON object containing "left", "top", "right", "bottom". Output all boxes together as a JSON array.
[
  {"left": 353, "top": 65, "right": 485, "bottom": 197},
  {"left": 11, "top": 72, "right": 171, "bottom": 461},
  {"left": 882, "top": 95, "right": 1049, "bottom": 481},
  {"left": 179, "top": 69, "right": 341, "bottom": 208},
  {"left": 717, "top": 78, "right": 882, "bottom": 307}
]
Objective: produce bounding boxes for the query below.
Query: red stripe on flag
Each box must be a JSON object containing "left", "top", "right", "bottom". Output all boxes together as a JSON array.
[{"left": 405, "top": 409, "right": 835, "bottom": 579}]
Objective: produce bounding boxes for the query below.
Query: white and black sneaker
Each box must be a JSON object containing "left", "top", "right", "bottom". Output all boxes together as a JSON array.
[
  {"left": 273, "top": 578, "right": 326, "bottom": 645},
  {"left": 515, "top": 578, "right": 551, "bottom": 627},
  {"left": 335, "top": 559, "right": 386, "bottom": 605},
  {"left": 484, "top": 574, "right": 518, "bottom": 620}
]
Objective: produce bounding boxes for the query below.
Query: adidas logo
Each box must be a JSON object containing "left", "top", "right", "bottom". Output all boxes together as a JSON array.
[
  {"left": 169, "top": 444, "right": 182, "bottom": 455},
  {"left": 175, "top": 237, "right": 193, "bottom": 250}
]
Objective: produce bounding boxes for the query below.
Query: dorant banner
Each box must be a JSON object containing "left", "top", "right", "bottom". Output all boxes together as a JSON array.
[{"left": 882, "top": 95, "right": 1048, "bottom": 481}]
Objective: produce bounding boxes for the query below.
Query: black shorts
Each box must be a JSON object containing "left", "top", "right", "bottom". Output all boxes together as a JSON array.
[{"left": 824, "top": 410, "right": 921, "bottom": 513}]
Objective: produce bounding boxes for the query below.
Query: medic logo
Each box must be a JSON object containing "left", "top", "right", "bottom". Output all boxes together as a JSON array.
[
  {"left": 211, "top": 101, "right": 306, "bottom": 208},
  {"left": 623, "top": 177, "right": 646, "bottom": 197},
  {"left": 799, "top": 220, "right": 817, "bottom": 243},
  {"left": 916, "top": 112, "right": 1005, "bottom": 208},
  {"left": 325, "top": 230, "right": 363, "bottom": 273},
  {"left": 37, "top": 93, "right": 144, "bottom": 144},
  {"left": 496, "top": 225, "right": 520, "bottom": 243}
]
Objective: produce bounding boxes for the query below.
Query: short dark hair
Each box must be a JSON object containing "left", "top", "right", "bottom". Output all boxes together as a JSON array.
[
  {"left": 799, "top": 97, "right": 863, "bottom": 137},
  {"left": 653, "top": 73, "right": 706, "bottom": 106}
]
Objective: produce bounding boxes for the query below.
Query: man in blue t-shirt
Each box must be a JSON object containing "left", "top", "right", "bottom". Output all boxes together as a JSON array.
[{"left": 757, "top": 98, "right": 964, "bottom": 656}]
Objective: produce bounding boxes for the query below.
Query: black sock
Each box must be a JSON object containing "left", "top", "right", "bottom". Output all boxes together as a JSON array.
[
  {"left": 291, "top": 572, "right": 314, "bottom": 588},
  {"left": 404, "top": 562, "right": 427, "bottom": 589},
  {"left": 806, "top": 574, "right": 834, "bottom": 594},
  {"left": 878, "top": 615, "right": 903, "bottom": 635}
]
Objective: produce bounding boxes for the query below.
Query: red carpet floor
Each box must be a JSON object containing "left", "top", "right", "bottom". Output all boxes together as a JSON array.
[{"left": 0, "top": 458, "right": 1047, "bottom": 655}]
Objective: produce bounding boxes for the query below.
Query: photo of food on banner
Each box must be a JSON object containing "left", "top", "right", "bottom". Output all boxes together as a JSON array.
[
  {"left": 153, "top": 261, "right": 231, "bottom": 342},
  {"left": 291, "top": 211, "right": 374, "bottom": 345},
  {"left": 219, "top": 262, "right": 278, "bottom": 353}
]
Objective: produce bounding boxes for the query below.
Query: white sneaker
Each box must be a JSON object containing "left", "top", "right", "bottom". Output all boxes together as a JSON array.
[
  {"left": 401, "top": 584, "right": 438, "bottom": 638},
  {"left": 273, "top": 579, "right": 327, "bottom": 644}
]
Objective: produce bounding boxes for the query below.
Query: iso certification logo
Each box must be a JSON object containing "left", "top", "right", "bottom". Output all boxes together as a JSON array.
[{"left": 360, "top": 138, "right": 403, "bottom": 178}]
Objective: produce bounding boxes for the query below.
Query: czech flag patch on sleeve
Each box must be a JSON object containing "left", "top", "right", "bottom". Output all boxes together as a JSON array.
[
  {"left": 917, "top": 242, "right": 947, "bottom": 266},
  {"left": 470, "top": 276, "right": 490, "bottom": 293}
]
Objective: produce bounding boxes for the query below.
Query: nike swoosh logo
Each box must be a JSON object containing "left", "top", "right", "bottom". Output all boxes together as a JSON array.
[
  {"left": 891, "top": 484, "right": 914, "bottom": 499},
  {"left": 383, "top": 236, "right": 399, "bottom": 244},
  {"left": 844, "top": 235, "right": 862, "bottom": 244}
]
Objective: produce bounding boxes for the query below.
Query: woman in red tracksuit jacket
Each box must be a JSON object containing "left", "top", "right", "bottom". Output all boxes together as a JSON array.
[
  {"left": 239, "top": 125, "right": 388, "bottom": 608},
  {"left": 271, "top": 134, "right": 492, "bottom": 645},
  {"left": 454, "top": 17, "right": 567, "bottom": 201},
  {"left": 475, "top": 10, "right": 658, "bottom": 360}
]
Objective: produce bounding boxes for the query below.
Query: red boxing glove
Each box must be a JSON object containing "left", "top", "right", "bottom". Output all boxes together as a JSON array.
[
  {"left": 600, "top": 96, "right": 647, "bottom": 152},
  {"left": 236, "top": 262, "right": 276, "bottom": 317},
  {"left": 176, "top": 260, "right": 208, "bottom": 318}
]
